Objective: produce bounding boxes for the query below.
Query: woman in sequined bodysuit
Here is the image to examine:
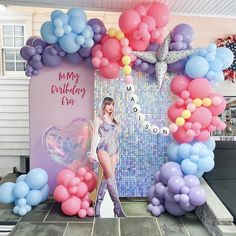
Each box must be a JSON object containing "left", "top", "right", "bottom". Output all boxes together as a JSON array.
[{"left": 89, "top": 97, "right": 126, "bottom": 218}]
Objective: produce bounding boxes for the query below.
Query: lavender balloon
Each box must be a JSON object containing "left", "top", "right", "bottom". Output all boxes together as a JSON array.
[
  {"left": 165, "top": 201, "right": 185, "bottom": 216},
  {"left": 172, "top": 24, "right": 194, "bottom": 44},
  {"left": 189, "top": 186, "right": 206, "bottom": 206},
  {"left": 42, "top": 46, "right": 63, "bottom": 67},
  {"left": 168, "top": 176, "right": 185, "bottom": 194},
  {"left": 66, "top": 52, "right": 83, "bottom": 65}
]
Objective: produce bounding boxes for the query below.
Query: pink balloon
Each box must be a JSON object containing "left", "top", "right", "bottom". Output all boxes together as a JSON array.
[
  {"left": 94, "top": 50, "right": 103, "bottom": 58},
  {"left": 128, "top": 35, "right": 149, "bottom": 51},
  {"left": 211, "top": 116, "right": 221, "bottom": 126},
  {"left": 91, "top": 44, "right": 102, "bottom": 57},
  {"left": 84, "top": 172, "right": 93, "bottom": 181},
  {"left": 208, "top": 93, "right": 226, "bottom": 116},
  {"left": 77, "top": 167, "right": 87, "bottom": 177},
  {"left": 68, "top": 186, "right": 79, "bottom": 195},
  {"left": 189, "top": 107, "right": 212, "bottom": 129},
  {"left": 125, "top": 75, "right": 133, "bottom": 84},
  {"left": 170, "top": 75, "right": 190, "bottom": 96},
  {"left": 101, "top": 34, "right": 109, "bottom": 44},
  {"left": 188, "top": 78, "right": 212, "bottom": 99},
  {"left": 100, "top": 58, "right": 109, "bottom": 67},
  {"left": 147, "top": 2, "right": 170, "bottom": 28},
  {"left": 134, "top": 4, "right": 147, "bottom": 16},
  {"left": 173, "top": 127, "right": 194, "bottom": 143},
  {"left": 92, "top": 57, "right": 101, "bottom": 68},
  {"left": 75, "top": 182, "right": 88, "bottom": 198},
  {"left": 78, "top": 209, "right": 87, "bottom": 218},
  {"left": 53, "top": 185, "right": 70, "bottom": 202},
  {"left": 119, "top": 9, "right": 141, "bottom": 34},
  {"left": 169, "top": 123, "right": 178, "bottom": 133},
  {"left": 87, "top": 172, "right": 97, "bottom": 192},
  {"left": 120, "top": 38, "right": 129, "bottom": 47},
  {"left": 56, "top": 169, "right": 75, "bottom": 186},
  {"left": 176, "top": 98, "right": 185, "bottom": 107},
  {"left": 122, "top": 46, "right": 132, "bottom": 56},
  {"left": 181, "top": 90, "right": 190, "bottom": 99},
  {"left": 81, "top": 200, "right": 90, "bottom": 210},
  {"left": 184, "top": 122, "right": 192, "bottom": 130},
  {"left": 68, "top": 177, "right": 80, "bottom": 187},
  {"left": 141, "top": 16, "right": 156, "bottom": 32},
  {"left": 208, "top": 125, "right": 216, "bottom": 132},
  {"left": 61, "top": 196, "right": 81, "bottom": 216},
  {"left": 219, "top": 122, "right": 226, "bottom": 130},
  {"left": 100, "top": 62, "right": 120, "bottom": 79},
  {"left": 86, "top": 207, "right": 95, "bottom": 217},
  {"left": 195, "top": 130, "right": 210, "bottom": 142},
  {"left": 102, "top": 38, "right": 122, "bottom": 62},
  {"left": 167, "top": 104, "right": 184, "bottom": 122}
]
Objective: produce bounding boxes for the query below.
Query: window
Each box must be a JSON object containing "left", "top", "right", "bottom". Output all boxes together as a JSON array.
[{"left": 1, "top": 25, "right": 26, "bottom": 75}]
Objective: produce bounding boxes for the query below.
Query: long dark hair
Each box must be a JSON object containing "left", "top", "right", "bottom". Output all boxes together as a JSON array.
[{"left": 100, "top": 97, "right": 118, "bottom": 125}]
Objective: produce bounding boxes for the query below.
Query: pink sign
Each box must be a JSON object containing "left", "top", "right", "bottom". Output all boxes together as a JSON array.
[{"left": 29, "top": 62, "right": 94, "bottom": 192}]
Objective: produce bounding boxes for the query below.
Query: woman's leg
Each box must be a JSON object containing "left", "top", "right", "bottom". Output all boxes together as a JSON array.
[
  {"left": 110, "top": 153, "right": 119, "bottom": 173},
  {"left": 94, "top": 150, "right": 112, "bottom": 217}
]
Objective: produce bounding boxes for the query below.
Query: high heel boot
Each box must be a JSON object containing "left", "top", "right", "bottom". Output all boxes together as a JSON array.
[
  {"left": 94, "top": 179, "right": 107, "bottom": 217},
  {"left": 107, "top": 177, "right": 126, "bottom": 217}
]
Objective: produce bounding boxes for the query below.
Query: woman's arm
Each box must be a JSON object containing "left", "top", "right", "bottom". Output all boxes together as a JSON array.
[{"left": 88, "top": 117, "right": 102, "bottom": 162}]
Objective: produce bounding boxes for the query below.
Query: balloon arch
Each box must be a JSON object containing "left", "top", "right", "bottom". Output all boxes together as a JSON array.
[{"left": 20, "top": 3, "right": 233, "bottom": 217}]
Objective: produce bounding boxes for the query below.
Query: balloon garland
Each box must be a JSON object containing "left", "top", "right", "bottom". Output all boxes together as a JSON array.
[{"left": 19, "top": 3, "right": 235, "bottom": 218}]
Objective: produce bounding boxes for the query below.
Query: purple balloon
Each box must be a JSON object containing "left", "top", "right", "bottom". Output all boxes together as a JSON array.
[
  {"left": 167, "top": 57, "right": 188, "bottom": 73},
  {"left": 148, "top": 185, "right": 155, "bottom": 202},
  {"left": 20, "top": 46, "right": 34, "bottom": 61},
  {"left": 189, "top": 186, "right": 206, "bottom": 206},
  {"left": 155, "top": 171, "right": 160, "bottom": 183},
  {"left": 155, "top": 182, "right": 165, "bottom": 198},
  {"left": 165, "top": 201, "right": 186, "bottom": 216},
  {"left": 160, "top": 162, "right": 183, "bottom": 185},
  {"left": 181, "top": 186, "right": 190, "bottom": 194},
  {"left": 133, "top": 65, "right": 140, "bottom": 71},
  {"left": 32, "top": 38, "right": 47, "bottom": 48},
  {"left": 94, "top": 34, "right": 103, "bottom": 42},
  {"left": 151, "top": 206, "right": 161, "bottom": 216},
  {"left": 174, "top": 34, "right": 184, "bottom": 42},
  {"left": 179, "top": 194, "right": 189, "bottom": 205},
  {"left": 79, "top": 47, "right": 92, "bottom": 58},
  {"left": 29, "top": 60, "right": 43, "bottom": 70},
  {"left": 25, "top": 71, "right": 32, "bottom": 77},
  {"left": 92, "top": 24, "right": 101, "bottom": 34},
  {"left": 152, "top": 197, "right": 160, "bottom": 206},
  {"left": 168, "top": 176, "right": 185, "bottom": 194},
  {"left": 172, "top": 24, "right": 193, "bottom": 44},
  {"left": 147, "top": 42, "right": 160, "bottom": 51},
  {"left": 26, "top": 36, "right": 42, "bottom": 46},
  {"left": 174, "top": 41, "right": 183, "bottom": 50},
  {"left": 35, "top": 46, "right": 43, "bottom": 54},
  {"left": 26, "top": 65, "right": 33, "bottom": 73},
  {"left": 100, "top": 26, "right": 106, "bottom": 34},
  {"left": 58, "top": 51, "right": 66, "bottom": 57},
  {"left": 147, "top": 203, "right": 153, "bottom": 212},
  {"left": 160, "top": 204, "right": 165, "bottom": 213},
  {"left": 85, "top": 57, "right": 93, "bottom": 68},
  {"left": 134, "top": 59, "right": 142, "bottom": 66},
  {"left": 87, "top": 18, "right": 105, "bottom": 28},
  {"left": 146, "top": 64, "right": 155, "bottom": 74},
  {"left": 164, "top": 188, "right": 175, "bottom": 202},
  {"left": 49, "top": 47, "right": 58, "bottom": 56},
  {"left": 140, "top": 62, "right": 148, "bottom": 72},
  {"left": 32, "top": 69, "right": 39, "bottom": 76},
  {"left": 32, "top": 54, "right": 41, "bottom": 62},
  {"left": 42, "top": 46, "right": 63, "bottom": 67},
  {"left": 179, "top": 202, "right": 196, "bottom": 212},
  {"left": 66, "top": 52, "right": 83, "bottom": 65},
  {"left": 184, "top": 175, "right": 200, "bottom": 188}
]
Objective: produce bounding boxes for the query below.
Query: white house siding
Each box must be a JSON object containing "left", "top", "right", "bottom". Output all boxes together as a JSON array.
[{"left": 1, "top": 5, "right": 236, "bottom": 177}]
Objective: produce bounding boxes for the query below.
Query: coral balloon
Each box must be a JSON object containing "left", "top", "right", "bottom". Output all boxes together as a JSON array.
[
  {"left": 147, "top": 2, "right": 170, "bottom": 28},
  {"left": 100, "top": 62, "right": 120, "bottom": 79},
  {"left": 208, "top": 93, "right": 226, "bottom": 116},
  {"left": 128, "top": 35, "right": 149, "bottom": 51},
  {"left": 173, "top": 127, "right": 195, "bottom": 143},
  {"left": 119, "top": 10, "right": 141, "bottom": 34},
  {"left": 188, "top": 78, "right": 212, "bottom": 99},
  {"left": 134, "top": 4, "right": 147, "bottom": 16},
  {"left": 56, "top": 169, "right": 76, "bottom": 186},
  {"left": 195, "top": 130, "right": 210, "bottom": 142},
  {"left": 170, "top": 75, "right": 190, "bottom": 95},
  {"left": 189, "top": 107, "right": 212, "bottom": 129},
  {"left": 75, "top": 182, "right": 88, "bottom": 198},
  {"left": 53, "top": 185, "right": 70, "bottom": 202},
  {"left": 102, "top": 38, "right": 122, "bottom": 62},
  {"left": 141, "top": 16, "right": 156, "bottom": 32},
  {"left": 167, "top": 104, "right": 184, "bottom": 122},
  {"left": 61, "top": 196, "right": 81, "bottom": 216}
]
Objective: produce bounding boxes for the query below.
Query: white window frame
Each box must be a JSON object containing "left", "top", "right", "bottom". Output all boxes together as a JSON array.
[{"left": 0, "top": 12, "right": 32, "bottom": 78}]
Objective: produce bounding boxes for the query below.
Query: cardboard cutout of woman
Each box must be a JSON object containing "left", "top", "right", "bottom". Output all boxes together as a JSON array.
[{"left": 88, "top": 97, "right": 126, "bottom": 217}]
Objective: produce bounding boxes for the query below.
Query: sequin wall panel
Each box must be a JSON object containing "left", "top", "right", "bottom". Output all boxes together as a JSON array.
[{"left": 94, "top": 72, "right": 173, "bottom": 197}]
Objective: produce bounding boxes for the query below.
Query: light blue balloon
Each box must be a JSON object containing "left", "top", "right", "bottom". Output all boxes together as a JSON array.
[
  {"left": 198, "top": 48, "right": 208, "bottom": 57},
  {"left": 16, "top": 174, "right": 27, "bottom": 183},
  {"left": 54, "top": 27, "right": 64, "bottom": 37},
  {"left": 59, "top": 33, "right": 80, "bottom": 53},
  {"left": 26, "top": 204, "right": 32, "bottom": 212},
  {"left": 40, "top": 184, "right": 50, "bottom": 202},
  {"left": 206, "top": 70, "right": 216, "bottom": 80},
  {"left": 64, "top": 25, "right": 72, "bottom": 34},
  {"left": 181, "top": 159, "right": 198, "bottom": 175},
  {"left": 207, "top": 43, "right": 217, "bottom": 53},
  {"left": 51, "top": 10, "right": 63, "bottom": 21},
  {"left": 17, "top": 198, "right": 27, "bottom": 207},
  {"left": 190, "top": 143, "right": 203, "bottom": 155},
  {"left": 53, "top": 18, "right": 63, "bottom": 27},
  {"left": 209, "top": 58, "right": 223, "bottom": 72},
  {"left": 204, "top": 138, "right": 216, "bottom": 151},
  {"left": 0, "top": 182, "right": 16, "bottom": 204},
  {"left": 215, "top": 71, "right": 224, "bottom": 82},
  {"left": 57, "top": 13, "right": 69, "bottom": 25},
  {"left": 208, "top": 150, "right": 215, "bottom": 159},
  {"left": 69, "top": 16, "right": 86, "bottom": 34},
  {"left": 167, "top": 143, "right": 180, "bottom": 163},
  {"left": 198, "top": 156, "right": 215, "bottom": 172},
  {"left": 13, "top": 182, "right": 30, "bottom": 198},
  {"left": 67, "top": 8, "right": 87, "bottom": 21},
  {"left": 13, "top": 205, "right": 20, "bottom": 214},
  {"left": 198, "top": 147, "right": 209, "bottom": 158},
  {"left": 216, "top": 47, "right": 234, "bottom": 70},
  {"left": 26, "top": 190, "right": 42, "bottom": 206},
  {"left": 25, "top": 168, "right": 48, "bottom": 190},
  {"left": 18, "top": 207, "right": 27, "bottom": 216},
  {"left": 76, "top": 35, "right": 85, "bottom": 45},
  {"left": 194, "top": 170, "right": 204, "bottom": 177},
  {"left": 206, "top": 52, "right": 215, "bottom": 62},
  {"left": 82, "top": 25, "right": 94, "bottom": 38},
  {"left": 190, "top": 155, "right": 199, "bottom": 163},
  {"left": 178, "top": 143, "right": 192, "bottom": 159},
  {"left": 40, "top": 21, "right": 58, "bottom": 44},
  {"left": 185, "top": 56, "right": 209, "bottom": 78},
  {"left": 84, "top": 38, "right": 94, "bottom": 48}
]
